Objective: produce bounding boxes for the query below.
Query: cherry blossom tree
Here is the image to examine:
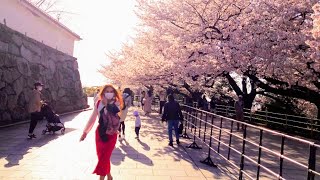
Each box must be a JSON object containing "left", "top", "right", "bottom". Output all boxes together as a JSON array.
[{"left": 101, "top": 0, "right": 320, "bottom": 117}]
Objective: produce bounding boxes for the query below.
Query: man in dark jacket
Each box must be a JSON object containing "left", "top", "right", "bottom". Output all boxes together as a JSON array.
[{"left": 162, "top": 94, "right": 183, "bottom": 146}]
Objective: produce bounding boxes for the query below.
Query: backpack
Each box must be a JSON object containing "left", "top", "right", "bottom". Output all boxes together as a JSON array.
[{"left": 122, "top": 94, "right": 130, "bottom": 110}]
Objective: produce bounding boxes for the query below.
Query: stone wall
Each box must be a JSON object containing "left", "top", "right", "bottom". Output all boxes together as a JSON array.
[{"left": 0, "top": 23, "right": 88, "bottom": 126}]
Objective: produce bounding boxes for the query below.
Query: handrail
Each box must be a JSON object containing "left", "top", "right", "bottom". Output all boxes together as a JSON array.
[
  {"left": 215, "top": 104, "right": 319, "bottom": 121},
  {"left": 180, "top": 104, "right": 319, "bottom": 180},
  {"left": 214, "top": 104, "right": 320, "bottom": 138}
]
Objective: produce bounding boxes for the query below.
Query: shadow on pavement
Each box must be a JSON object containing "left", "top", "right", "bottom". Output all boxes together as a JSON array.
[
  {"left": 138, "top": 139, "right": 150, "bottom": 151},
  {"left": 1, "top": 127, "right": 76, "bottom": 168},
  {"left": 118, "top": 139, "right": 153, "bottom": 166}
]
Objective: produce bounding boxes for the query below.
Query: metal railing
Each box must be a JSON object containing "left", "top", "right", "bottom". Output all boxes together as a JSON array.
[
  {"left": 181, "top": 105, "right": 320, "bottom": 180},
  {"left": 213, "top": 104, "right": 320, "bottom": 139}
]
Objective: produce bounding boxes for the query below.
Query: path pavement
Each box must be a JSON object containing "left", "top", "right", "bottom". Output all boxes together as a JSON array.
[{"left": 0, "top": 104, "right": 234, "bottom": 179}]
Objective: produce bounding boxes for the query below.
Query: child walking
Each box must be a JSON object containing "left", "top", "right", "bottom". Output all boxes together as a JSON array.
[{"left": 133, "top": 111, "right": 141, "bottom": 140}]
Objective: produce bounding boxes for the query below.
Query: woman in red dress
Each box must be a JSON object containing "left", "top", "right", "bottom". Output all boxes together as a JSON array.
[{"left": 80, "top": 84, "right": 122, "bottom": 180}]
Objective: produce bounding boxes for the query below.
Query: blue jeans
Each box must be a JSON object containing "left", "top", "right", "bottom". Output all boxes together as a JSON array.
[{"left": 167, "top": 120, "right": 179, "bottom": 142}]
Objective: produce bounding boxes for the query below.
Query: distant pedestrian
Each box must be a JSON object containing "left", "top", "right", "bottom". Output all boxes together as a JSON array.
[
  {"left": 210, "top": 96, "right": 216, "bottom": 113},
  {"left": 159, "top": 90, "right": 166, "bottom": 114},
  {"left": 144, "top": 90, "right": 153, "bottom": 115},
  {"left": 234, "top": 95, "right": 244, "bottom": 130},
  {"left": 162, "top": 94, "right": 183, "bottom": 146},
  {"left": 141, "top": 91, "right": 146, "bottom": 110},
  {"left": 133, "top": 110, "right": 141, "bottom": 140},
  {"left": 27, "top": 82, "right": 44, "bottom": 139},
  {"left": 202, "top": 95, "right": 208, "bottom": 111},
  {"left": 119, "top": 88, "right": 132, "bottom": 139},
  {"left": 80, "top": 84, "right": 122, "bottom": 180}
]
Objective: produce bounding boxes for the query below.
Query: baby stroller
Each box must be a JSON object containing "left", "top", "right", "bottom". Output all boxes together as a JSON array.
[{"left": 41, "top": 103, "right": 65, "bottom": 134}]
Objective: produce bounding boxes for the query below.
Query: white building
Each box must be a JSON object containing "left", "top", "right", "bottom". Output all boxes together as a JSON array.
[{"left": 0, "top": 0, "right": 81, "bottom": 55}]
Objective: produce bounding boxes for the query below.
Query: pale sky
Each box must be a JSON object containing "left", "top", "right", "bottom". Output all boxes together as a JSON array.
[{"left": 55, "top": 0, "right": 138, "bottom": 87}]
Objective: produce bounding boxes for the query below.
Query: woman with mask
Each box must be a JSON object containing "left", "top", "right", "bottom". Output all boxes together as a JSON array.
[
  {"left": 80, "top": 84, "right": 122, "bottom": 180},
  {"left": 27, "top": 82, "right": 44, "bottom": 139}
]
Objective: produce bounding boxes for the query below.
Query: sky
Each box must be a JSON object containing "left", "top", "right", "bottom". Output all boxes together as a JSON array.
[{"left": 53, "top": 0, "right": 138, "bottom": 87}]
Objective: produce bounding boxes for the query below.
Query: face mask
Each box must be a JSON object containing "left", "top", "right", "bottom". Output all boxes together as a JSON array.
[
  {"left": 104, "top": 92, "right": 114, "bottom": 99},
  {"left": 37, "top": 86, "right": 43, "bottom": 91}
]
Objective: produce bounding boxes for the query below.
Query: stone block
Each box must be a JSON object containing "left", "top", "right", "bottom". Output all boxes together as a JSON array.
[
  {"left": 48, "top": 59, "right": 56, "bottom": 73},
  {"left": 3, "top": 69, "right": 21, "bottom": 84},
  {"left": 30, "top": 64, "right": 40, "bottom": 78},
  {"left": 0, "top": 28, "right": 11, "bottom": 43},
  {"left": 23, "top": 40, "right": 42, "bottom": 56},
  {"left": 17, "top": 92, "right": 27, "bottom": 107},
  {"left": 4, "top": 85, "right": 16, "bottom": 95},
  {"left": 4, "top": 54, "right": 17, "bottom": 68},
  {"left": 0, "top": 53, "right": 5, "bottom": 67},
  {"left": 12, "top": 106, "right": 26, "bottom": 120},
  {"left": 0, "top": 41, "right": 8, "bottom": 52},
  {"left": 0, "top": 91, "right": 7, "bottom": 110},
  {"left": 31, "top": 54, "right": 41, "bottom": 64},
  {"left": 7, "top": 95, "right": 18, "bottom": 111},
  {"left": 12, "top": 76, "right": 25, "bottom": 96},
  {"left": 73, "top": 60, "right": 78, "bottom": 70},
  {"left": 12, "top": 34, "right": 22, "bottom": 46},
  {"left": 8, "top": 43, "right": 20, "bottom": 56},
  {"left": 21, "top": 45, "right": 32, "bottom": 62},
  {"left": 58, "top": 89, "right": 66, "bottom": 97},
  {"left": 0, "top": 81, "right": 5, "bottom": 89},
  {"left": 16, "top": 57, "right": 31, "bottom": 76},
  {"left": 51, "top": 90, "right": 57, "bottom": 100}
]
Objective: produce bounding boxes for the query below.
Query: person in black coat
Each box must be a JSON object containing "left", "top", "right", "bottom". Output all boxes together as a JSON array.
[{"left": 162, "top": 94, "right": 183, "bottom": 146}]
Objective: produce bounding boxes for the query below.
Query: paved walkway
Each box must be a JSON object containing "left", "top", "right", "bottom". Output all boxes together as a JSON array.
[{"left": 0, "top": 106, "right": 234, "bottom": 179}]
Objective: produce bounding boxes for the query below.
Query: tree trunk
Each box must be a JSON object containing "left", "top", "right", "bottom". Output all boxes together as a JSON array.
[{"left": 224, "top": 72, "right": 256, "bottom": 109}]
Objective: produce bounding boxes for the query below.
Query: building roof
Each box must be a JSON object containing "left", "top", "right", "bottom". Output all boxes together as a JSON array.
[{"left": 20, "top": 0, "right": 81, "bottom": 40}]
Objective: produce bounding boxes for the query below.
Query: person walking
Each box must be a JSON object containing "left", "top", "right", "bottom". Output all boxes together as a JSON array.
[
  {"left": 27, "top": 82, "right": 44, "bottom": 139},
  {"left": 80, "top": 84, "right": 122, "bottom": 180},
  {"left": 234, "top": 95, "right": 244, "bottom": 130},
  {"left": 133, "top": 110, "right": 141, "bottom": 140},
  {"left": 210, "top": 96, "right": 216, "bottom": 113},
  {"left": 162, "top": 94, "right": 183, "bottom": 146},
  {"left": 159, "top": 90, "right": 166, "bottom": 114},
  {"left": 141, "top": 91, "right": 145, "bottom": 110},
  {"left": 144, "top": 90, "right": 153, "bottom": 115},
  {"left": 119, "top": 88, "right": 132, "bottom": 139}
]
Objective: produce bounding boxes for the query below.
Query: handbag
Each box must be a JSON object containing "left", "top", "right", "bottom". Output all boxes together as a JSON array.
[{"left": 98, "top": 103, "right": 120, "bottom": 142}]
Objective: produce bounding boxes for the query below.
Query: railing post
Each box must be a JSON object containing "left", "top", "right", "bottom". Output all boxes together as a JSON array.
[
  {"left": 239, "top": 125, "right": 247, "bottom": 180},
  {"left": 307, "top": 144, "right": 316, "bottom": 180},
  {"left": 285, "top": 114, "right": 288, "bottom": 130},
  {"left": 199, "top": 111, "right": 203, "bottom": 138},
  {"left": 256, "top": 130, "right": 263, "bottom": 180},
  {"left": 218, "top": 117, "right": 223, "bottom": 153},
  {"left": 203, "top": 113, "right": 208, "bottom": 142},
  {"left": 226, "top": 106, "right": 229, "bottom": 117},
  {"left": 182, "top": 106, "right": 191, "bottom": 139},
  {"left": 187, "top": 108, "right": 202, "bottom": 149},
  {"left": 200, "top": 113, "right": 217, "bottom": 167},
  {"left": 227, "top": 121, "right": 234, "bottom": 160},
  {"left": 279, "top": 136, "right": 285, "bottom": 179},
  {"left": 250, "top": 110, "right": 252, "bottom": 123}
]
